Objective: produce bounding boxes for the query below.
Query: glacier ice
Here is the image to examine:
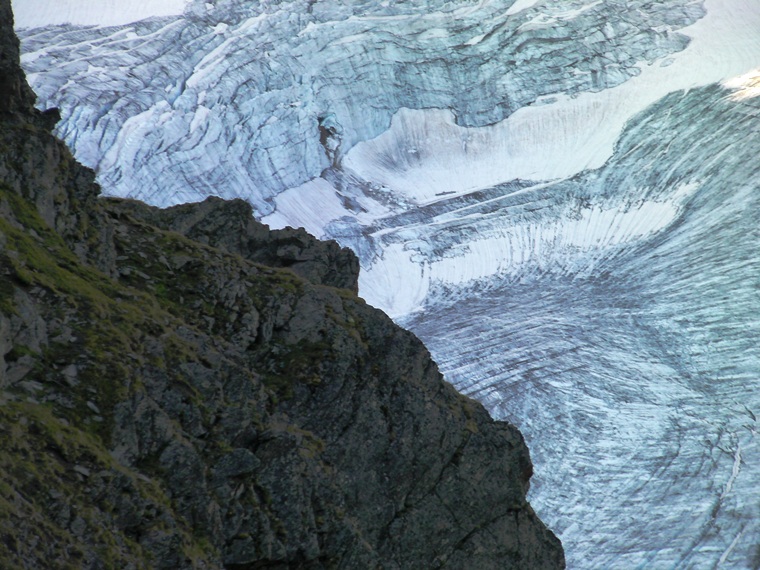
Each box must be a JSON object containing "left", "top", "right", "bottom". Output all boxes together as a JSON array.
[
  {"left": 401, "top": 83, "right": 760, "bottom": 567},
  {"left": 15, "top": 0, "right": 760, "bottom": 567},
  {"left": 18, "top": 0, "right": 706, "bottom": 212}
]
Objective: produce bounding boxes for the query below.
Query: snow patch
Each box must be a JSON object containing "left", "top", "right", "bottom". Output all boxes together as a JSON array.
[
  {"left": 343, "top": 97, "right": 626, "bottom": 205},
  {"left": 359, "top": 244, "right": 430, "bottom": 318},
  {"left": 464, "top": 33, "right": 487, "bottom": 46},
  {"left": 262, "top": 178, "right": 349, "bottom": 238},
  {"left": 505, "top": 0, "right": 542, "bottom": 16},
  {"left": 12, "top": 0, "right": 189, "bottom": 28},
  {"left": 724, "top": 68, "right": 760, "bottom": 100},
  {"left": 189, "top": 105, "right": 211, "bottom": 134}
]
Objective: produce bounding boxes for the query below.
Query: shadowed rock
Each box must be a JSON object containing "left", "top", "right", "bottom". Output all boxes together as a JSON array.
[{"left": 0, "top": 1, "right": 564, "bottom": 567}]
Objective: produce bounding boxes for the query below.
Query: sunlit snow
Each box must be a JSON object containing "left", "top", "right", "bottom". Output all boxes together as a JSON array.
[
  {"left": 724, "top": 68, "right": 760, "bottom": 100},
  {"left": 11, "top": 0, "right": 189, "bottom": 28}
]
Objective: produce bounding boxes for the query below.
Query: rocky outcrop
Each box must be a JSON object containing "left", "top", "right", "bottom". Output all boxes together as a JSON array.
[
  {"left": 106, "top": 196, "right": 360, "bottom": 292},
  {"left": 0, "top": 2, "right": 564, "bottom": 568},
  {"left": 0, "top": 0, "right": 34, "bottom": 116}
]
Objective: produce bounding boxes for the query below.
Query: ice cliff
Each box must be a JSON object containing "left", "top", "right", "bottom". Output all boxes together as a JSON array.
[{"left": 17, "top": 0, "right": 704, "bottom": 212}]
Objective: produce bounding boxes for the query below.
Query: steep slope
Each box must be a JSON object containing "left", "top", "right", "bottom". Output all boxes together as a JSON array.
[
  {"left": 0, "top": 3, "right": 564, "bottom": 569},
  {"left": 15, "top": 0, "right": 760, "bottom": 567}
]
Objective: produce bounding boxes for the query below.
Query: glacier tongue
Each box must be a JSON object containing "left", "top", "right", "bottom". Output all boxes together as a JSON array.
[
  {"left": 400, "top": 83, "right": 760, "bottom": 568},
  {"left": 15, "top": 0, "right": 760, "bottom": 567}
]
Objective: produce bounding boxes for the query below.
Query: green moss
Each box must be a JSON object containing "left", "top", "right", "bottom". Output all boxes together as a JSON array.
[
  {"left": 0, "top": 167, "right": 369, "bottom": 567},
  {"left": 4, "top": 344, "right": 38, "bottom": 362},
  {"left": 186, "top": 534, "right": 220, "bottom": 565},
  {"left": 0, "top": 191, "right": 125, "bottom": 314},
  {"left": 153, "top": 282, "right": 168, "bottom": 299},
  {"left": 0, "top": 402, "right": 147, "bottom": 569},
  {"left": 0, "top": 183, "right": 165, "bottom": 383},
  {"left": 259, "top": 339, "right": 332, "bottom": 400},
  {"left": 261, "top": 373, "right": 295, "bottom": 401},
  {"left": 247, "top": 268, "right": 304, "bottom": 306},
  {"left": 0, "top": 256, "right": 18, "bottom": 314},
  {"left": 0, "top": 401, "right": 187, "bottom": 569},
  {"left": 0, "top": 143, "right": 260, "bottom": 568}
]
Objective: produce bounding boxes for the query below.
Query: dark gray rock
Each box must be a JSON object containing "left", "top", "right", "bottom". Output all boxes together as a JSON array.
[
  {"left": 0, "top": 0, "right": 36, "bottom": 116},
  {"left": 105, "top": 196, "right": 360, "bottom": 292}
]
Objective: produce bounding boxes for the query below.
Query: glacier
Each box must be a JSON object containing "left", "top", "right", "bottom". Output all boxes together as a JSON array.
[{"left": 14, "top": 0, "right": 760, "bottom": 567}]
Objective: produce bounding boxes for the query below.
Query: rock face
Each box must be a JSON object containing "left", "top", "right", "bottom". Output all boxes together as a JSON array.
[
  {"left": 0, "top": 0, "right": 34, "bottom": 115},
  {"left": 0, "top": 2, "right": 564, "bottom": 568},
  {"left": 107, "top": 197, "right": 360, "bottom": 292}
]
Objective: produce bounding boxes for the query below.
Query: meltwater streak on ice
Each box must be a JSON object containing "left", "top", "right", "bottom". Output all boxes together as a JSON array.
[
  {"left": 346, "top": 0, "right": 760, "bottom": 324},
  {"left": 11, "top": 0, "right": 188, "bottom": 28},
  {"left": 402, "top": 82, "right": 760, "bottom": 568},
  {"left": 359, "top": 184, "right": 697, "bottom": 318},
  {"left": 343, "top": 0, "right": 760, "bottom": 210}
]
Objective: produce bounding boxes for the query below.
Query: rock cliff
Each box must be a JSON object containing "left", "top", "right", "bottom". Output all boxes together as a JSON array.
[{"left": 0, "top": 2, "right": 564, "bottom": 568}]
